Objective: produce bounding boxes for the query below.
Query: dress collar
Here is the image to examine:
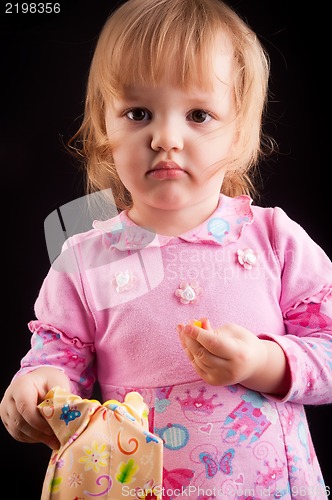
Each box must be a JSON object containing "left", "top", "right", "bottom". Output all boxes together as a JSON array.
[{"left": 92, "top": 194, "right": 253, "bottom": 251}]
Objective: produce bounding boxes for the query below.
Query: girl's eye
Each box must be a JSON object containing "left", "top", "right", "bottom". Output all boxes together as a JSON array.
[
  {"left": 126, "top": 108, "right": 151, "bottom": 121},
  {"left": 188, "top": 109, "right": 212, "bottom": 124}
]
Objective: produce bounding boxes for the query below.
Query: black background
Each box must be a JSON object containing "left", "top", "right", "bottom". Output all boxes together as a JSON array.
[{"left": 1, "top": 1, "right": 331, "bottom": 497}]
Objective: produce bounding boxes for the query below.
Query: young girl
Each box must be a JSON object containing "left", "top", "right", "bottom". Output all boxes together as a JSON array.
[{"left": 1, "top": 0, "right": 331, "bottom": 498}]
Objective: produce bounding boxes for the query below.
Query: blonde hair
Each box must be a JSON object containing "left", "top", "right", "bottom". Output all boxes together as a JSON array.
[{"left": 70, "top": 0, "right": 273, "bottom": 210}]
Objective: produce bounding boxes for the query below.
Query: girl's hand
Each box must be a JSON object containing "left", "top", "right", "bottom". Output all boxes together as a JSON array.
[
  {"left": 0, "top": 367, "right": 71, "bottom": 449},
  {"left": 177, "top": 318, "right": 290, "bottom": 396}
]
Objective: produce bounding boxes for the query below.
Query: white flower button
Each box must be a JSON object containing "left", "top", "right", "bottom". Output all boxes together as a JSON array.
[
  {"left": 175, "top": 280, "right": 202, "bottom": 304},
  {"left": 237, "top": 248, "right": 258, "bottom": 270},
  {"left": 112, "top": 270, "right": 136, "bottom": 293}
]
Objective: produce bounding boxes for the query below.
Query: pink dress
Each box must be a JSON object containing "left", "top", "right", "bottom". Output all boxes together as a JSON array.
[{"left": 17, "top": 195, "right": 332, "bottom": 499}]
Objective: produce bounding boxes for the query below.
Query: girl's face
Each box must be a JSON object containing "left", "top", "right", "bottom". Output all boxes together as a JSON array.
[{"left": 105, "top": 39, "right": 237, "bottom": 227}]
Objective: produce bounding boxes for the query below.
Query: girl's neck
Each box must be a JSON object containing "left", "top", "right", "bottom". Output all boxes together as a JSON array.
[{"left": 127, "top": 197, "right": 220, "bottom": 236}]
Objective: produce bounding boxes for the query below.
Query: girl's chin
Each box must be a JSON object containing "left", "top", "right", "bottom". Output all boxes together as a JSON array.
[{"left": 150, "top": 193, "right": 192, "bottom": 210}]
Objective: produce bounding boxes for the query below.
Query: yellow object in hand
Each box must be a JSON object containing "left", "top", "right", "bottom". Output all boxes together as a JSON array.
[{"left": 193, "top": 320, "right": 202, "bottom": 327}]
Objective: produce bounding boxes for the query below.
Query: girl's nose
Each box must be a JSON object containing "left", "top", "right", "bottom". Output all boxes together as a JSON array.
[{"left": 151, "top": 122, "right": 184, "bottom": 152}]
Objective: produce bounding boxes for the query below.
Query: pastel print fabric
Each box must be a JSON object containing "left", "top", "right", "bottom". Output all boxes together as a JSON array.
[{"left": 38, "top": 387, "right": 163, "bottom": 499}]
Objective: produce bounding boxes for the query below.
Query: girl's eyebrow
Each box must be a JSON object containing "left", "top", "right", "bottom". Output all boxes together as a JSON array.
[{"left": 120, "top": 87, "right": 216, "bottom": 107}]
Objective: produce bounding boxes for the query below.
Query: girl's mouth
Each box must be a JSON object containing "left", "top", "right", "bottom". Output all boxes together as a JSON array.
[{"left": 147, "top": 161, "right": 187, "bottom": 180}]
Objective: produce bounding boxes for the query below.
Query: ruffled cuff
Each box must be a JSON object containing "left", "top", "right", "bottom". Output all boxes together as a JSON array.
[{"left": 28, "top": 320, "right": 95, "bottom": 351}]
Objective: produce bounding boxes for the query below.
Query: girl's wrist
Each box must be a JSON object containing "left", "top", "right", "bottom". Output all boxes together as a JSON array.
[{"left": 243, "top": 339, "right": 291, "bottom": 397}]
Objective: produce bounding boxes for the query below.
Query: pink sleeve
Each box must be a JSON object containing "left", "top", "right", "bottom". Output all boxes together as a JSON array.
[
  {"left": 260, "top": 207, "right": 332, "bottom": 405},
  {"left": 32, "top": 236, "right": 97, "bottom": 348},
  {"left": 14, "top": 234, "right": 98, "bottom": 398},
  {"left": 15, "top": 326, "right": 96, "bottom": 399}
]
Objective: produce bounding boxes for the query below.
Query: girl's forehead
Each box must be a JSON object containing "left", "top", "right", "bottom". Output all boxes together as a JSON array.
[
  {"left": 114, "top": 37, "right": 235, "bottom": 96},
  {"left": 119, "top": 69, "right": 233, "bottom": 99}
]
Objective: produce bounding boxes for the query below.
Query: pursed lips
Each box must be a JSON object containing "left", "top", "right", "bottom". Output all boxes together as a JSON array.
[{"left": 146, "top": 161, "right": 187, "bottom": 179}]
